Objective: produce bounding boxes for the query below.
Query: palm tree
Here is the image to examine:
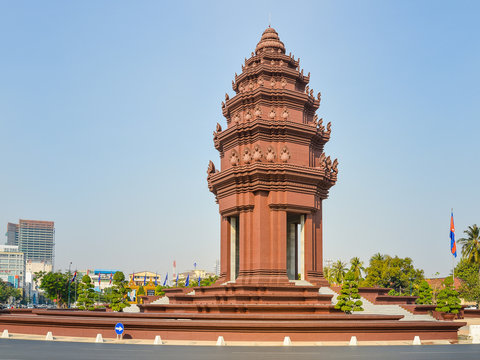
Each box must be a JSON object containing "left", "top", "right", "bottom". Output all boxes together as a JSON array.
[
  {"left": 458, "top": 225, "right": 480, "bottom": 265},
  {"left": 371, "top": 253, "right": 385, "bottom": 262},
  {"left": 350, "top": 257, "right": 365, "bottom": 281},
  {"left": 331, "top": 260, "right": 347, "bottom": 285}
]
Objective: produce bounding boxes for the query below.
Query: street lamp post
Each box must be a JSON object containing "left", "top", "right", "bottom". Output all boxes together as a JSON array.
[{"left": 67, "top": 262, "right": 72, "bottom": 309}]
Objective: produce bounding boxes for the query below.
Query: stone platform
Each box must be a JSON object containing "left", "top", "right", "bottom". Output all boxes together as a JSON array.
[
  {"left": 0, "top": 285, "right": 466, "bottom": 342},
  {"left": 0, "top": 308, "right": 465, "bottom": 342}
]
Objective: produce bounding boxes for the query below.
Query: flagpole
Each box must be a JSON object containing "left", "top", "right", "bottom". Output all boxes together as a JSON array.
[{"left": 452, "top": 208, "right": 455, "bottom": 283}]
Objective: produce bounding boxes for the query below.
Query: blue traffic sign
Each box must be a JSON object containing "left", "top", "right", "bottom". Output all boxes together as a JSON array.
[{"left": 114, "top": 323, "right": 124, "bottom": 335}]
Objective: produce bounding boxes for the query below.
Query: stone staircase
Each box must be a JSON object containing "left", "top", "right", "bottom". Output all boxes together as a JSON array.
[
  {"left": 123, "top": 304, "right": 140, "bottom": 313},
  {"left": 150, "top": 296, "right": 169, "bottom": 304},
  {"left": 319, "top": 287, "right": 436, "bottom": 321}
]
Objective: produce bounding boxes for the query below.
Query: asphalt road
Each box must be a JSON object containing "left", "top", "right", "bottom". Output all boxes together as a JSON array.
[{"left": 0, "top": 340, "right": 479, "bottom": 360}]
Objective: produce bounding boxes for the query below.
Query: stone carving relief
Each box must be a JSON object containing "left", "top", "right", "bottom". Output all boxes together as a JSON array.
[
  {"left": 207, "top": 160, "right": 216, "bottom": 175},
  {"left": 318, "top": 153, "right": 326, "bottom": 171},
  {"left": 270, "top": 77, "right": 276, "bottom": 88},
  {"left": 245, "top": 110, "right": 252, "bottom": 121},
  {"left": 325, "top": 122, "right": 332, "bottom": 136},
  {"left": 230, "top": 150, "right": 240, "bottom": 166},
  {"left": 233, "top": 113, "right": 240, "bottom": 124},
  {"left": 325, "top": 156, "right": 332, "bottom": 172},
  {"left": 266, "top": 147, "right": 276, "bottom": 162},
  {"left": 282, "top": 107, "right": 289, "bottom": 120},
  {"left": 269, "top": 107, "right": 276, "bottom": 119},
  {"left": 254, "top": 105, "right": 262, "bottom": 118},
  {"left": 332, "top": 159, "right": 338, "bottom": 175},
  {"left": 257, "top": 76, "right": 264, "bottom": 87},
  {"left": 281, "top": 77, "right": 287, "bottom": 88},
  {"left": 318, "top": 153, "right": 339, "bottom": 178},
  {"left": 248, "top": 81, "right": 254, "bottom": 91},
  {"left": 243, "top": 148, "right": 252, "bottom": 164},
  {"left": 252, "top": 145, "right": 263, "bottom": 162},
  {"left": 280, "top": 146, "right": 290, "bottom": 163}
]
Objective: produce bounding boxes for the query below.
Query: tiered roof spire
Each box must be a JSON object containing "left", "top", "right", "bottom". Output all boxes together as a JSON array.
[{"left": 255, "top": 26, "right": 285, "bottom": 54}]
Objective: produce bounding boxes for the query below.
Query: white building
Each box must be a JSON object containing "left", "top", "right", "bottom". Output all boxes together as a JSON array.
[{"left": 0, "top": 245, "right": 25, "bottom": 289}]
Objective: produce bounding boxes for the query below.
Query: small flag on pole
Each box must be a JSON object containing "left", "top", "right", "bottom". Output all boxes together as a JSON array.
[
  {"left": 185, "top": 274, "right": 190, "bottom": 287},
  {"left": 155, "top": 273, "right": 158, "bottom": 286},
  {"left": 143, "top": 272, "right": 147, "bottom": 286},
  {"left": 98, "top": 274, "right": 101, "bottom": 286},
  {"left": 176, "top": 273, "right": 179, "bottom": 287},
  {"left": 450, "top": 211, "right": 457, "bottom": 258},
  {"left": 198, "top": 274, "right": 201, "bottom": 287},
  {"left": 109, "top": 272, "right": 113, "bottom": 285},
  {"left": 70, "top": 271, "right": 77, "bottom": 283},
  {"left": 163, "top": 273, "right": 168, "bottom": 286}
]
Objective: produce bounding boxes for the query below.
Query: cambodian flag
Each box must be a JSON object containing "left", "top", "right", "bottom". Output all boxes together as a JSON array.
[
  {"left": 98, "top": 274, "right": 101, "bottom": 285},
  {"left": 109, "top": 273, "right": 113, "bottom": 285},
  {"left": 163, "top": 273, "right": 168, "bottom": 286},
  {"left": 70, "top": 271, "right": 77, "bottom": 283},
  {"left": 450, "top": 211, "right": 457, "bottom": 258}
]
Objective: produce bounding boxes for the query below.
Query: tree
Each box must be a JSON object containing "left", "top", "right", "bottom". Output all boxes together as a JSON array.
[
  {"left": 458, "top": 272, "right": 480, "bottom": 306},
  {"left": 435, "top": 277, "right": 461, "bottom": 314},
  {"left": 35, "top": 271, "right": 70, "bottom": 307},
  {"left": 415, "top": 280, "right": 433, "bottom": 305},
  {"left": 76, "top": 275, "right": 95, "bottom": 310},
  {"left": 362, "top": 254, "right": 424, "bottom": 293},
  {"left": 155, "top": 285, "right": 167, "bottom": 296},
  {"left": 0, "top": 279, "right": 21, "bottom": 304},
  {"left": 109, "top": 271, "right": 130, "bottom": 312},
  {"left": 200, "top": 275, "right": 219, "bottom": 287},
  {"left": 323, "top": 264, "right": 334, "bottom": 284},
  {"left": 458, "top": 225, "right": 480, "bottom": 265},
  {"left": 331, "top": 260, "right": 347, "bottom": 285},
  {"left": 349, "top": 257, "right": 365, "bottom": 281},
  {"left": 137, "top": 286, "right": 145, "bottom": 296},
  {"left": 334, "top": 272, "right": 363, "bottom": 314}
]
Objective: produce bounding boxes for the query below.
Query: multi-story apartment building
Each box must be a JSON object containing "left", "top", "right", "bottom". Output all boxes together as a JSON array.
[
  {"left": 0, "top": 245, "right": 25, "bottom": 288},
  {"left": 6, "top": 223, "right": 19, "bottom": 246},
  {"left": 16, "top": 220, "right": 55, "bottom": 266}
]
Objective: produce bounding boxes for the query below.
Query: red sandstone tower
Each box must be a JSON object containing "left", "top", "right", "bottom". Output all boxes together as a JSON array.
[{"left": 208, "top": 27, "right": 338, "bottom": 287}]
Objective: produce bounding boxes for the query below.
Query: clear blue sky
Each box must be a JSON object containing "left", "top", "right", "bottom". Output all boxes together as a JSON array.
[{"left": 0, "top": 1, "right": 478, "bottom": 277}]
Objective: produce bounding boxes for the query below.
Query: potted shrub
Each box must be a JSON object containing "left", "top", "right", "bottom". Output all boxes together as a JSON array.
[
  {"left": 335, "top": 272, "right": 363, "bottom": 314},
  {"left": 435, "top": 277, "right": 461, "bottom": 320}
]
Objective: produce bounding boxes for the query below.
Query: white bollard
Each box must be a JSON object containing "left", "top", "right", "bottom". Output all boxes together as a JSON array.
[
  {"left": 349, "top": 336, "right": 357, "bottom": 346},
  {"left": 216, "top": 336, "right": 225, "bottom": 346},
  {"left": 283, "top": 336, "right": 292, "bottom": 346},
  {"left": 95, "top": 334, "right": 103, "bottom": 343},
  {"left": 45, "top": 331, "right": 54, "bottom": 341},
  {"left": 154, "top": 335, "right": 163, "bottom": 345},
  {"left": 413, "top": 336, "right": 421, "bottom": 345},
  {"left": 470, "top": 325, "right": 480, "bottom": 339},
  {"left": 1, "top": 330, "right": 9, "bottom": 338}
]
